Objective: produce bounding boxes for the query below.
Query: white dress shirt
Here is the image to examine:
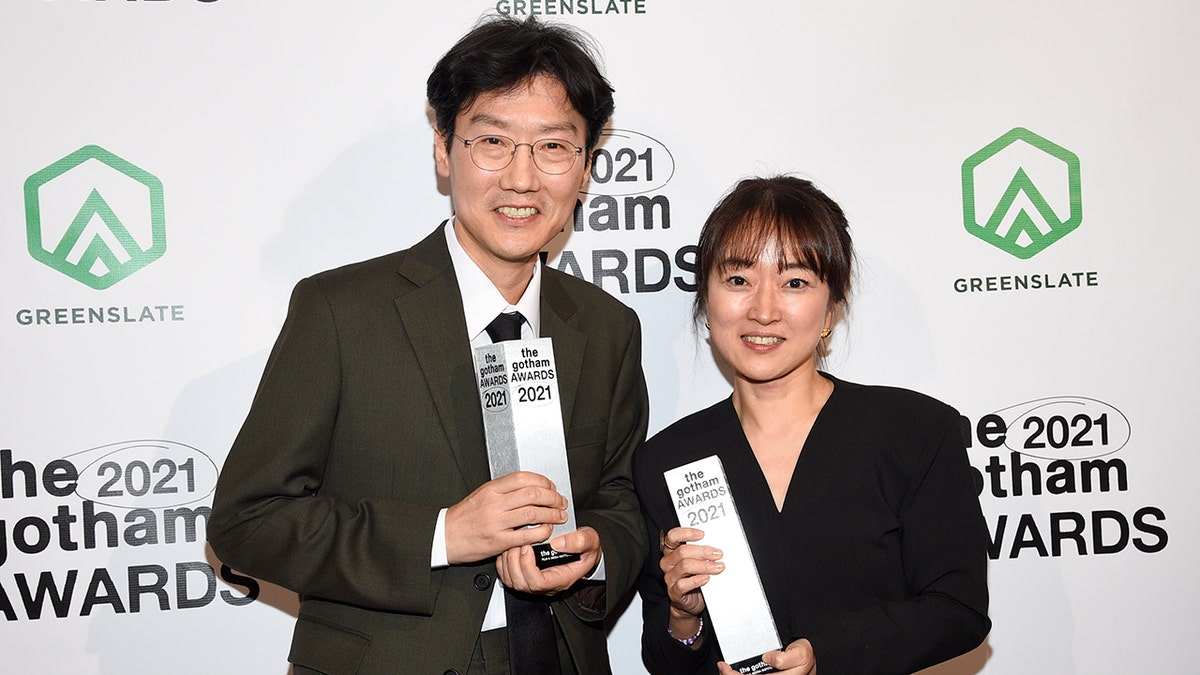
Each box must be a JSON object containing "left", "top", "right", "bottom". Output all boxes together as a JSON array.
[
  {"left": 430, "top": 220, "right": 604, "bottom": 631},
  {"left": 432, "top": 220, "right": 541, "bottom": 631}
]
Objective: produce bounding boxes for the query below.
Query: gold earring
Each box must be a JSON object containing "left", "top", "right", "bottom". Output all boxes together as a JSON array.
[
  {"left": 705, "top": 322, "right": 711, "bottom": 330},
  {"left": 820, "top": 327, "right": 832, "bottom": 339}
]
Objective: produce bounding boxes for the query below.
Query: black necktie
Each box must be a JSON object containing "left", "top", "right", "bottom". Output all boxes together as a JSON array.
[
  {"left": 486, "top": 311, "right": 563, "bottom": 674},
  {"left": 485, "top": 311, "right": 525, "bottom": 343}
]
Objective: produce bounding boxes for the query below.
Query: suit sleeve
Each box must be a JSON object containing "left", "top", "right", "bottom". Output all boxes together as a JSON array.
[
  {"left": 803, "top": 406, "right": 991, "bottom": 674},
  {"left": 207, "top": 276, "right": 441, "bottom": 614},
  {"left": 562, "top": 310, "right": 651, "bottom": 622}
]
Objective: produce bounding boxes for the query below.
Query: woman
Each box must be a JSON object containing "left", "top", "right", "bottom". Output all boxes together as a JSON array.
[{"left": 634, "top": 176, "right": 990, "bottom": 674}]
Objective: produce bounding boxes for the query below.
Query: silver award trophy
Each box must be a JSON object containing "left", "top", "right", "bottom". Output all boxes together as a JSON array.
[
  {"left": 664, "top": 455, "right": 781, "bottom": 673},
  {"left": 474, "top": 337, "right": 578, "bottom": 568}
]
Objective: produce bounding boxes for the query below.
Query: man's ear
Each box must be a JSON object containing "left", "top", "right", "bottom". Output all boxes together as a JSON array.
[
  {"left": 434, "top": 129, "right": 451, "bottom": 179},
  {"left": 577, "top": 148, "right": 593, "bottom": 192}
]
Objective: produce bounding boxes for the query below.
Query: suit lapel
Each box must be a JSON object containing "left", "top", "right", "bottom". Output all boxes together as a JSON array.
[
  {"left": 393, "top": 227, "right": 491, "bottom": 489},
  {"left": 540, "top": 271, "right": 586, "bottom": 432}
]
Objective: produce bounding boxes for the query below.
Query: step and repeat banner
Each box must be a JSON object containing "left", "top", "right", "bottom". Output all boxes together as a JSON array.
[{"left": 2, "top": 1, "right": 1196, "bottom": 673}]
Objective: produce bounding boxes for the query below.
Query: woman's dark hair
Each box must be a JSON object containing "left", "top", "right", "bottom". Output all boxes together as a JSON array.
[
  {"left": 427, "top": 16, "right": 614, "bottom": 153},
  {"left": 694, "top": 175, "right": 854, "bottom": 321}
]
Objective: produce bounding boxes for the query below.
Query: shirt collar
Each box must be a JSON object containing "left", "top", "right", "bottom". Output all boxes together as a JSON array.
[{"left": 444, "top": 219, "right": 542, "bottom": 342}]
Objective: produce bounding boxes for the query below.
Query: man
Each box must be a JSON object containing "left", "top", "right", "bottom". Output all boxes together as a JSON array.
[{"left": 208, "top": 16, "right": 649, "bottom": 675}]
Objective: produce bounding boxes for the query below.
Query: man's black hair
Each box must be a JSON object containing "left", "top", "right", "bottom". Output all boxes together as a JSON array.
[{"left": 427, "top": 16, "right": 614, "bottom": 153}]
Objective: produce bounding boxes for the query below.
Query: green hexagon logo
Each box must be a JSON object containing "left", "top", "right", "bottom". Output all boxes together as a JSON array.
[
  {"left": 24, "top": 145, "right": 166, "bottom": 289},
  {"left": 961, "top": 127, "right": 1082, "bottom": 259}
]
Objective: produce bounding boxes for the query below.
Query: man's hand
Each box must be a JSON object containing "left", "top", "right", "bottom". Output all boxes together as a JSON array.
[
  {"left": 495, "top": 526, "right": 603, "bottom": 595},
  {"left": 445, "top": 471, "right": 567, "bottom": 564}
]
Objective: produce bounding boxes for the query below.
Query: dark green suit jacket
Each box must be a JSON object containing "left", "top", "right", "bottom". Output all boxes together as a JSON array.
[{"left": 209, "top": 226, "right": 650, "bottom": 674}]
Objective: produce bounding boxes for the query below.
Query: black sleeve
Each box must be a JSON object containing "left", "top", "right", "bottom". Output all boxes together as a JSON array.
[{"left": 633, "top": 438, "right": 722, "bottom": 674}]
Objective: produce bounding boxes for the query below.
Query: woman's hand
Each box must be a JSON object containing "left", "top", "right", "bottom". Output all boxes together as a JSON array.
[
  {"left": 717, "top": 638, "right": 816, "bottom": 675},
  {"left": 659, "top": 527, "right": 723, "bottom": 622}
]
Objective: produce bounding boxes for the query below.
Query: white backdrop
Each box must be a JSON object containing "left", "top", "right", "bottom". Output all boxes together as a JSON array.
[{"left": 2, "top": 1, "right": 1197, "bottom": 673}]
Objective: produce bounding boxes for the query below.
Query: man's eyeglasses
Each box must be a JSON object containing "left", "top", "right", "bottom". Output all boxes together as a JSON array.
[{"left": 452, "top": 133, "right": 584, "bottom": 175}]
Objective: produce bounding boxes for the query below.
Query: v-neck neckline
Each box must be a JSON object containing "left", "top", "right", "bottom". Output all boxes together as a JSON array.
[{"left": 732, "top": 375, "right": 838, "bottom": 514}]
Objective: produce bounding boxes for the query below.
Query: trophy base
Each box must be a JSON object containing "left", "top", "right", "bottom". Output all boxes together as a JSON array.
[
  {"left": 729, "top": 656, "right": 778, "bottom": 674},
  {"left": 533, "top": 542, "right": 581, "bottom": 569}
]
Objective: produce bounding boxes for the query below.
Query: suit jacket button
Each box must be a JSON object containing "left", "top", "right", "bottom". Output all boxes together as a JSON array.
[
  {"left": 443, "top": 670, "right": 460, "bottom": 675},
  {"left": 473, "top": 573, "right": 492, "bottom": 591}
]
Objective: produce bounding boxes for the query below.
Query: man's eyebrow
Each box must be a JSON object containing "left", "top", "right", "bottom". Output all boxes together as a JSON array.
[
  {"left": 538, "top": 121, "right": 582, "bottom": 136},
  {"left": 466, "top": 113, "right": 580, "bottom": 136},
  {"left": 466, "top": 112, "right": 507, "bottom": 129}
]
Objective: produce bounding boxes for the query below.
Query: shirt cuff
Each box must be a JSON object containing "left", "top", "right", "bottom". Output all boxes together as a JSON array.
[
  {"left": 431, "top": 507, "right": 449, "bottom": 568},
  {"left": 586, "top": 553, "right": 606, "bottom": 581}
]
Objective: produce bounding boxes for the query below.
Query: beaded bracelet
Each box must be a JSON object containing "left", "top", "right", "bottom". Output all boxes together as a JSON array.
[{"left": 668, "top": 617, "right": 703, "bottom": 646}]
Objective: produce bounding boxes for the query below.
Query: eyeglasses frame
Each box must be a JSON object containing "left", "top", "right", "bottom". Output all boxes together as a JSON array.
[{"left": 450, "top": 132, "right": 585, "bottom": 175}]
